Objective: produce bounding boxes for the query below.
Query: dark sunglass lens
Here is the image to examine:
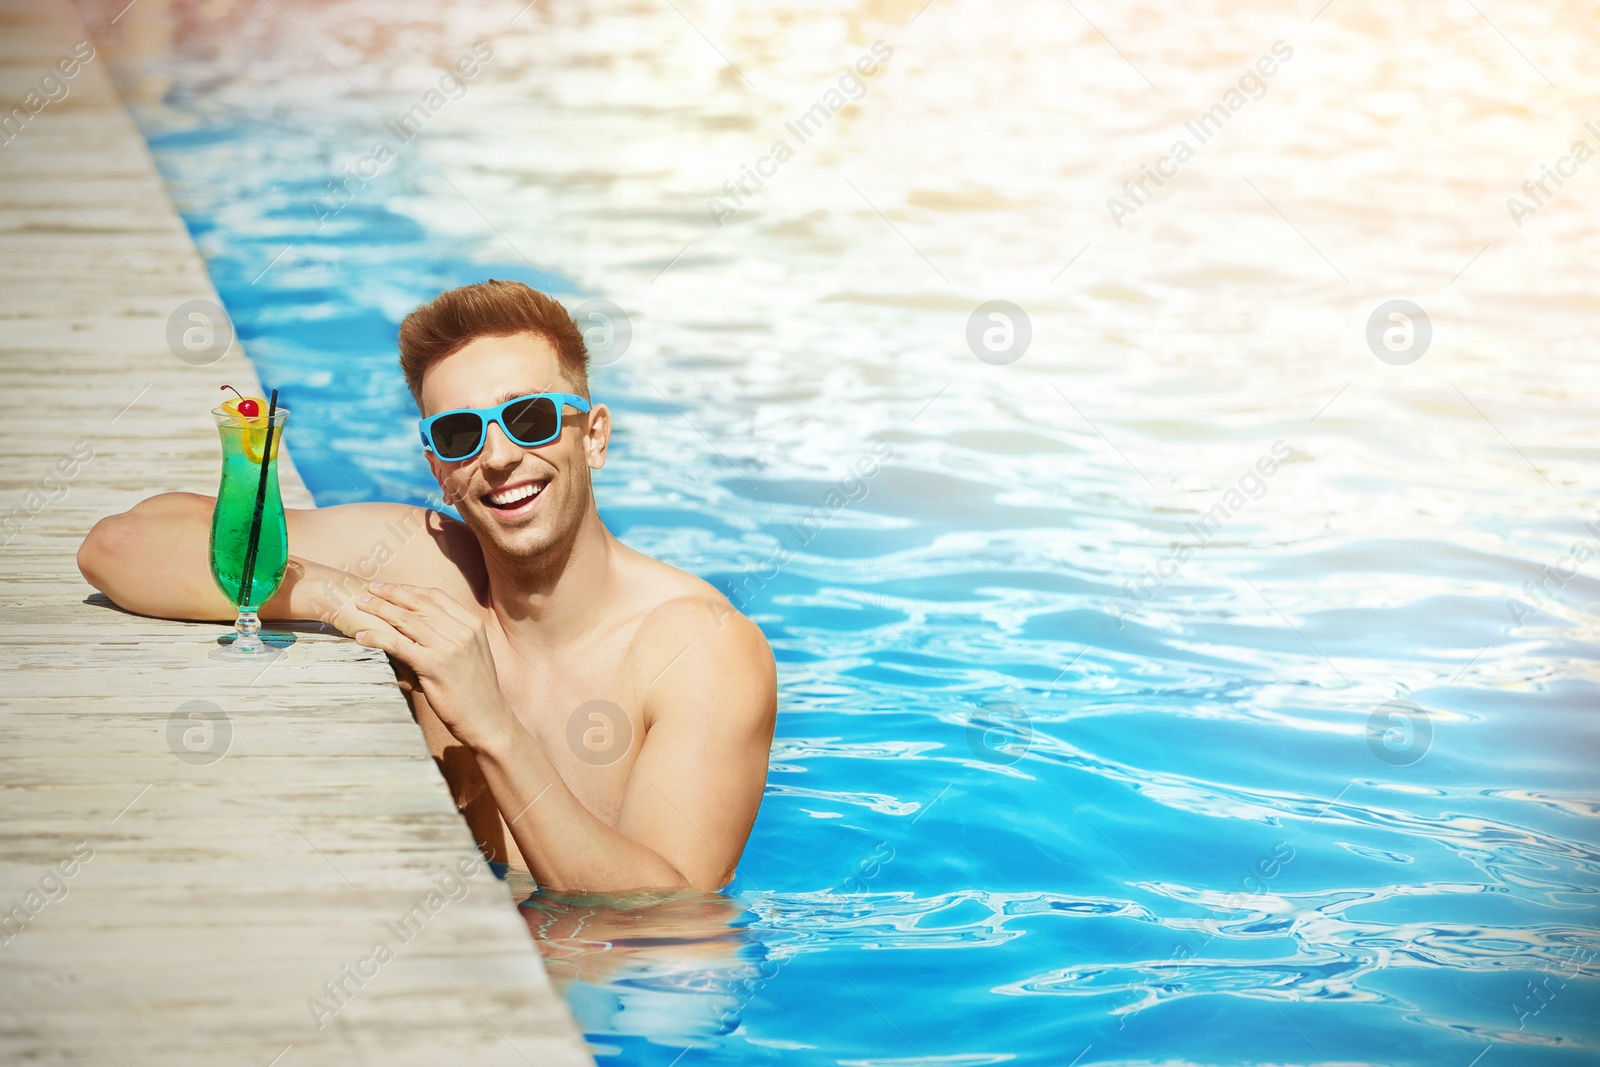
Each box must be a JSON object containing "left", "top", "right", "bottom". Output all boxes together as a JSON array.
[
  {"left": 502, "top": 396, "right": 559, "bottom": 446},
  {"left": 432, "top": 412, "right": 485, "bottom": 459}
]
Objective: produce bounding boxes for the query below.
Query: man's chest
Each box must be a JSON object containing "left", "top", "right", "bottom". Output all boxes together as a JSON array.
[{"left": 486, "top": 629, "right": 645, "bottom": 823}]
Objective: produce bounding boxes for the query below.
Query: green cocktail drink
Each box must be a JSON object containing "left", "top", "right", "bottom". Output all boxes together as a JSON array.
[{"left": 209, "top": 399, "right": 289, "bottom": 661}]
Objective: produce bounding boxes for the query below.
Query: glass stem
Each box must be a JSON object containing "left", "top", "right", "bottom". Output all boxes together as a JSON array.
[{"left": 234, "top": 610, "right": 265, "bottom": 653}]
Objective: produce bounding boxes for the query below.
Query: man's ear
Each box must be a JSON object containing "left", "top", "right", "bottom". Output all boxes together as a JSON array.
[{"left": 583, "top": 403, "right": 611, "bottom": 470}]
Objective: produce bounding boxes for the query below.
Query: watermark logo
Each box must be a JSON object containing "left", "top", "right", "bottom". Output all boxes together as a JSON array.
[
  {"left": 572, "top": 299, "right": 631, "bottom": 367},
  {"left": 1507, "top": 518, "right": 1599, "bottom": 625},
  {"left": 717, "top": 838, "right": 896, "bottom": 1031},
  {"left": 1107, "top": 40, "right": 1293, "bottom": 227},
  {"left": 1126, "top": 840, "right": 1294, "bottom": 1028},
  {"left": 1511, "top": 944, "right": 1598, "bottom": 1031},
  {"left": 167, "top": 700, "right": 232, "bottom": 766},
  {"left": 2, "top": 439, "right": 94, "bottom": 546},
  {"left": 833, "top": 840, "right": 895, "bottom": 894},
  {"left": 965, "top": 701, "right": 1033, "bottom": 765},
  {"left": 1365, "top": 699, "right": 1431, "bottom": 767},
  {"left": 966, "top": 300, "right": 1032, "bottom": 366},
  {"left": 566, "top": 699, "right": 632, "bottom": 766},
  {"left": 310, "top": 41, "right": 494, "bottom": 230},
  {"left": 1108, "top": 440, "right": 1294, "bottom": 628},
  {"left": 166, "top": 298, "right": 235, "bottom": 366},
  {"left": 307, "top": 857, "right": 483, "bottom": 1029},
  {"left": 1506, "top": 117, "right": 1600, "bottom": 229},
  {"left": 707, "top": 40, "right": 894, "bottom": 227},
  {"left": 303, "top": 505, "right": 446, "bottom": 624},
  {"left": 1365, "top": 299, "right": 1431, "bottom": 366},
  {"left": 0, "top": 842, "right": 95, "bottom": 947},
  {"left": 0, "top": 40, "right": 96, "bottom": 148},
  {"left": 727, "top": 441, "right": 894, "bottom": 611}
]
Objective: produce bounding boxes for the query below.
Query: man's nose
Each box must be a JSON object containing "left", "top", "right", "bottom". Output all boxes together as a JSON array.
[{"left": 480, "top": 421, "right": 523, "bottom": 468}]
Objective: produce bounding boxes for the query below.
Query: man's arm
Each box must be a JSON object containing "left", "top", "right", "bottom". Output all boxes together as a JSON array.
[
  {"left": 485, "top": 598, "right": 778, "bottom": 892},
  {"left": 346, "top": 586, "right": 777, "bottom": 892},
  {"left": 76, "top": 492, "right": 468, "bottom": 622}
]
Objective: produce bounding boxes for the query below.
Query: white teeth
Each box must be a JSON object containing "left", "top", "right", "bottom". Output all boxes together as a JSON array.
[{"left": 488, "top": 483, "right": 543, "bottom": 506}]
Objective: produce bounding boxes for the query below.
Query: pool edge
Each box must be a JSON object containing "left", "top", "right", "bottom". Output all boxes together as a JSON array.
[{"left": 0, "top": 1, "right": 594, "bottom": 1063}]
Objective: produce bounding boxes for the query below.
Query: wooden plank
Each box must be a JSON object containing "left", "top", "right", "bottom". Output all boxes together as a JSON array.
[{"left": 0, "top": 3, "right": 594, "bottom": 1064}]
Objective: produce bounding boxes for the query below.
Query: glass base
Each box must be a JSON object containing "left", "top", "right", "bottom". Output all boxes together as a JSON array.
[
  {"left": 209, "top": 611, "right": 286, "bottom": 663},
  {"left": 209, "top": 641, "right": 284, "bottom": 663}
]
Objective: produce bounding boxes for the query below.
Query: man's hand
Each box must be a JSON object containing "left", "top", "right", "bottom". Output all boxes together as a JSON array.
[{"left": 336, "top": 582, "right": 515, "bottom": 752}]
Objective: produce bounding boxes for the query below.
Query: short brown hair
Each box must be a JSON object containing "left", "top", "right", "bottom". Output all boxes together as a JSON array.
[{"left": 398, "top": 279, "right": 588, "bottom": 407}]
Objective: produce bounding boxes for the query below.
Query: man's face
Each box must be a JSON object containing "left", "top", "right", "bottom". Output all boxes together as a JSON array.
[{"left": 418, "top": 332, "right": 607, "bottom": 563}]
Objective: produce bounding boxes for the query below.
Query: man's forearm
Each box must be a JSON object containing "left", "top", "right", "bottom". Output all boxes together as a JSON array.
[
  {"left": 79, "top": 493, "right": 237, "bottom": 620},
  {"left": 471, "top": 723, "right": 690, "bottom": 893},
  {"left": 80, "top": 493, "right": 360, "bottom": 624}
]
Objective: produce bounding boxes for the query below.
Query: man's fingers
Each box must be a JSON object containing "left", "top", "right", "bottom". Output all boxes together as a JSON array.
[
  {"left": 356, "top": 591, "right": 436, "bottom": 643},
  {"left": 367, "top": 582, "right": 433, "bottom": 611},
  {"left": 329, "top": 601, "right": 388, "bottom": 639},
  {"left": 351, "top": 617, "right": 421, "bottom": 662},
  {"left": 369, "top": 582, "right": 477, "bottom": 629},
  {"left": 335, "top": 601, "right": 434, "bottom": 656}
]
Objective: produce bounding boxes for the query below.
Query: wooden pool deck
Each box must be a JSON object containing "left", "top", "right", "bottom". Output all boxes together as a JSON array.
[{"left": 0, "top": 2, "right": 593, "bottom": 1063}]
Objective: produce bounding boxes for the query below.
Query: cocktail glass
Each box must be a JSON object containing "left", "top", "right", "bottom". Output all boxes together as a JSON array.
[{"left": 208, "top": 403, "right": 289, "bottom": 662}]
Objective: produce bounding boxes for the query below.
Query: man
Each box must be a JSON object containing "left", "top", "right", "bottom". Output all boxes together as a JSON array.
[{"left": 77, "top": 280, "right": 777, "bottom": 894}]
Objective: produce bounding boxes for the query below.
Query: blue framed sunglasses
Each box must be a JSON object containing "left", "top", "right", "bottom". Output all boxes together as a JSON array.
[{"left": 419, "top": 391, "right": 592, "bottom": 461}]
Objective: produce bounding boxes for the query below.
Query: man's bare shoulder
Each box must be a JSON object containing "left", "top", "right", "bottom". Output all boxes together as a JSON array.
[
  {"left": 290, "top": 501, "right": 486, "bottom": 598},
  {"left": 613, "top": 541, "right": 775, "bottom": 723}
]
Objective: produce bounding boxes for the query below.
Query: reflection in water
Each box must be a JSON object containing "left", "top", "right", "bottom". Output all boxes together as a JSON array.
[{"left": 511, "top": 875, "right": 766, "bottom": 1049}]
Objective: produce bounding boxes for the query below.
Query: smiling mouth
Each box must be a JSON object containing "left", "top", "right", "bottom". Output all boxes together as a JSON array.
[{"left": 482, "top": 479, "right": 548, "bottom": 512}]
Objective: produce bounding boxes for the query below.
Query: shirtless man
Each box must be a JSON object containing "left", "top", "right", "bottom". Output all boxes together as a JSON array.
[{"left": 76, "top": 280, "right": 777, "bottom": 894}]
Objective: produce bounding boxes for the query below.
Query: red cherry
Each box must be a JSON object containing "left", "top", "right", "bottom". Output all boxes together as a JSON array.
[{"left": 237, "top": 398, "right": 260, "bottom": 417}]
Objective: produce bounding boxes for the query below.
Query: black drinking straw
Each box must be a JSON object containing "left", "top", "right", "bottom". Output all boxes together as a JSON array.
[{"left": 235, "top": 388, "right": 280, "bottom": 611}]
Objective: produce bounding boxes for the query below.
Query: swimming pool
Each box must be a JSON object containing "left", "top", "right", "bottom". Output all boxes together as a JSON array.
[{"left": 85, "top": 0, "right": 1599, "bottom": 1062}]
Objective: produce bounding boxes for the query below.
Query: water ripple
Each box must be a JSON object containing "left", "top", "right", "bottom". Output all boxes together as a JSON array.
[{"left": 84, "top": 0, "right": 1600, "bottom": 1063}]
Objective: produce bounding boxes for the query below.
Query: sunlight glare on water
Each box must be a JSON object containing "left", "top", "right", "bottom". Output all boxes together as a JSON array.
[{"left": 83, "top": 0, "right": 1600, "bottom": 1062}]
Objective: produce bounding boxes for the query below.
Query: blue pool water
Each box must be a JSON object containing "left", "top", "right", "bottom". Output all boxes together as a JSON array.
[{"left": 86, "top": 0, "right": 1599, "bottom": 1063}]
